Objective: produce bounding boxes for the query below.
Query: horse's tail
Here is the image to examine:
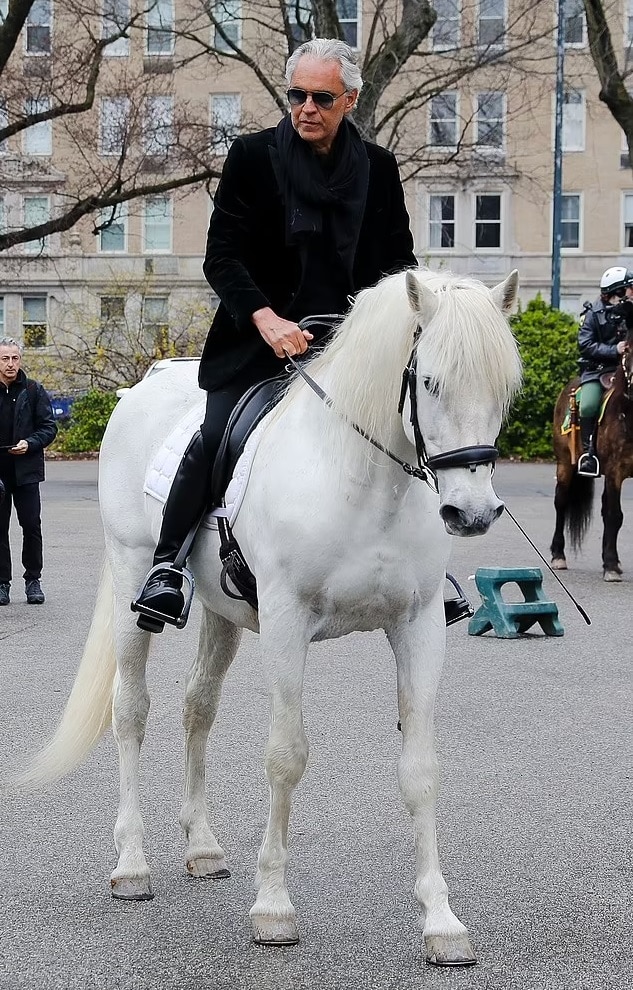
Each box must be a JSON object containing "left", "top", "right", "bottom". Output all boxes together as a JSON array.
[
  {"left": 13, "top": 557, "right": 116, "bottom": 790},
  {"left": 567, "top": 470, "right": 595, "bottom": 553}
]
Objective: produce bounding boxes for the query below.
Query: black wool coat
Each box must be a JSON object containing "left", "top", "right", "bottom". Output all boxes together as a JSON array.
[
  {"left": 200, "top": 126, "right": 417, "bottom": 391},
  {"left": 0, "top": 370, "right": 57, "bottom": 485}
]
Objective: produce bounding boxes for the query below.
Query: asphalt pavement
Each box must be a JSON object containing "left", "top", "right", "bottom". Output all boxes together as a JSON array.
[{"left": 0, "top": 459, "right": 630, "bottom": 990}]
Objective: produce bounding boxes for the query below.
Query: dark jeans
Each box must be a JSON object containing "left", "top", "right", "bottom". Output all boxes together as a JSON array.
[
  {"left": 0, "top": 479, "right": 43, "bottom": 584},
  {"left": 200, "top": 358, "right": 284, "bottom": 461}
]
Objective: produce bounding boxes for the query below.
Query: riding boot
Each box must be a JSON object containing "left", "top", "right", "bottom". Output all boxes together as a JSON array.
[
  {"left": 133, "top": 431, "right": 211, "bottom": 627},
  {"left": 577, "top": 417, "right": 600, "bottom": 477}
]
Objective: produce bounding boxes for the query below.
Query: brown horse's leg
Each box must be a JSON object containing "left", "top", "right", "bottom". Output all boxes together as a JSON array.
[
  {"left": 601, "top": 472, "right": 624, "bottom": 581},
  {"left": 551, "top": 452, "right": 573, "bottom": 568}
]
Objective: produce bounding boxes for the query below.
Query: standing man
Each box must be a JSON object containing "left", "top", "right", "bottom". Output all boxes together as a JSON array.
[
  {"left": 0, "top": 337, "right": 57, "bottom": 605},
  {"left": 134, "top": 37, "right": 418, "bottom": 630}
]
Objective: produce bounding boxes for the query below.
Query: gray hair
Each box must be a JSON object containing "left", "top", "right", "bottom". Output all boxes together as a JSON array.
[
  {"left": 285, "top": 38, "right": 363, "bottom": 95},
  {"left": 0, "top": 337, "right": 23, "bottom": 354}
]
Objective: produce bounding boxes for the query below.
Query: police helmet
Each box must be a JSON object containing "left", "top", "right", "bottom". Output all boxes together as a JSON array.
[{"left": 599, "top": 266, "right": 633, "bottom": 297}]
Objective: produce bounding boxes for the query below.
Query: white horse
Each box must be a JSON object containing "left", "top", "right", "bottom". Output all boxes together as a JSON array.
[{"left": 16, "top": 267, "right": 521, "bottom": 966}]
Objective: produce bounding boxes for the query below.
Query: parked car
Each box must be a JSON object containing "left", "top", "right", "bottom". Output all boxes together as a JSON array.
[
  {"left": 115, "top": 357, "right": 201, "bottom": 398},
  {"left": 46, "top": 389, "right": 88, "bottom": 422}
]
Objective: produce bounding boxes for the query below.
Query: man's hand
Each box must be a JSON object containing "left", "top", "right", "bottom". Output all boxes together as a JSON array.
[
  {"left": 9, "top": 439, "right": 28, "bottom": 456},
  {"left": 252, "top": 307, "right": 313, "bottom": 359}
]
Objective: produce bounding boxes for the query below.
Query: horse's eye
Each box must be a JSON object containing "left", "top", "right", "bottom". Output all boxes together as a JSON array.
[{"left": 422, "top": 376, "right": 440, "bottom": 398}]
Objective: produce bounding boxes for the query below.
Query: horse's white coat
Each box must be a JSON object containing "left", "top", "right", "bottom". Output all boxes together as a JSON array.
[{"left": 17, "top": 268, "right": 521, "bottom": 965}]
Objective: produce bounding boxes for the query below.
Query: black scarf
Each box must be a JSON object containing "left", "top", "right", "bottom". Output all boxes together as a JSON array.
[{"left": 272, "top": 114, "right": 369, "bottom": 284}]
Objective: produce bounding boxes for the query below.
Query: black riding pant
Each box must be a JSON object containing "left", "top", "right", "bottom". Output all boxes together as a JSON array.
[{"left": 0, "top": 478, "right": 43, "bottom": 584}]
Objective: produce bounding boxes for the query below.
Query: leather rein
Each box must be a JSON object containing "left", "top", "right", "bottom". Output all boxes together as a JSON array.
[{"left": 288, "top": 320, "right": 498, "bottom": 493}]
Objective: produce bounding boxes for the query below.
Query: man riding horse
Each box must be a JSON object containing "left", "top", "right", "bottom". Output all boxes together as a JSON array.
[{"left": 576, "top": 266, "right": 633, "bottom": 477}]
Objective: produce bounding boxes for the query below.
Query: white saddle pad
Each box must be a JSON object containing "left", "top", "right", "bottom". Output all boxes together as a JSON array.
[{"left": 143, "top": 404, "right": 264, "bottom": 529}]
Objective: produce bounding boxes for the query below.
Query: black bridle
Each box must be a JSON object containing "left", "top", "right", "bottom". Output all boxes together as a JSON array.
[{"left": 286, "top": 324, "right": 498, "bottom": 492}]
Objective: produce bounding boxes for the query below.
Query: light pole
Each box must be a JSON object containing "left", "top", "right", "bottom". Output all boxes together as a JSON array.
[{"left": 551, "top": 0, "right": 565, "bottom": 309}]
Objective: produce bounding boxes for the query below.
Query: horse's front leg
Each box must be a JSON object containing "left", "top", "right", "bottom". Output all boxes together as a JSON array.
[
  {"left": 180, "top": 608, "right": 242, "bottom": 879},
  {"left": 110, "top": 594, "right": 154, "bottom": 900},
  {"left": 249, "top": 610, "right": 310, "bottom": 945},
  {"left": 601, "top": 473, "right": 624, "bottom": 581},
  {"left": 387, "top": 604, "right": 477, "bottom": 967},
  {"left": 551, "top": 463, "right": 572, "bottom": 568}
]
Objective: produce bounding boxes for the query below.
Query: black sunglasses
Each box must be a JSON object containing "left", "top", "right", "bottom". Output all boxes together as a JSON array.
[{"left": 287, "top": 88, "right": 348, "bottom": 110}]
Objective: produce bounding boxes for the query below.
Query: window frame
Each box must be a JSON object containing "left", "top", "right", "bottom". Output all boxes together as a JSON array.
[
  {"left": 560, "top": 192, "right": 581, "bottom": 250},
  {"left": 97, "top": 203, "right": 128, "bottom": 253},
  {"left": 142, "top": 294, "right": 170, "bottom": 349},
  {"left": 475, "top": 91, "right": 505, "bottom": 152},
  {"left": 99, "top": 96, "right": 130, "bottom": 156},
  {"left": 25, "top": 0, "right": 52, "bottom": 56},
  {"left": 473, "top": 192, "right": 503, "bottom": 251},
  {"left": 563, "top": 0, "right": 586, "bottom": 48},
  {"left": 561, "top": 88, "right": 585, "bottom": 153},
  {"left": 477, "top": 0, "right": 506, "bottom": 50},
  {"left": 143, "top": 95, "right": 174, "bottom": 157},
  {"left": 102, "top": 0, "right": 131, "bottom": 56},
  {"left": 431, "top": 0, "right": 460, "bottom": 51},
  {"left": 143, "top": 194, "right": 172, "bottom": 253},
  {"left": 22, "top": 295, "right": 48, "bottom": 348},
  {"left": 210, "top": 93, "right": 241, "bottom": 156},
  {"left": 428, "top": 192, "right": 456, "bottom": 250},
  {"left": 622, "top": 192, "right": 633, "bottom": 250},
  {"left": 146, "top": 0, "right": 174, "bottom": 55},
  {"left": 429, "top": 92, "right": 458, "bottom": 150},
  {"left": 23, "top": 96, "right": 52, "bottom": 156},
  {"left": 22, "top": 194, "right": 50, "bottom": 254},
  {"left": 213, "top": 0, "right": 241, "bottom": 52}
]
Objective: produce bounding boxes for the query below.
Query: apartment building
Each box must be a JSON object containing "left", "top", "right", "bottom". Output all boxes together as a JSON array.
[{"left": 0, "top": 0, "right": 631, "bottom": 385}]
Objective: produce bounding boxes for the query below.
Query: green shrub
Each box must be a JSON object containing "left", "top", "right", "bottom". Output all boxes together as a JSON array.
[
  {"left": 54, "top": 389, "right": 118, "bottom": 453},
  {"left": 498, "top": 296, "right": 580, "bottom": 460}
]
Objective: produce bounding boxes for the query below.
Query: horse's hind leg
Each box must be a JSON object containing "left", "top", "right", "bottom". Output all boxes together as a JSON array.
[
  {"left": 180, "top": 607, "right": 242, "bottom": 878},
  {"left": 387, "top": 609, "right": 476, "bottom": 967},
  {"left": 601, "top": 473, "right": 624, "bottom": 581},
  {"left": 249, "top": 613, "right": 310, "bottom": 945}
]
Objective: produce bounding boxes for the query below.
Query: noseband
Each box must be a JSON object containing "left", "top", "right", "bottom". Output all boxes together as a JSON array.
[{"left": 286, "top": 325, "right": 498, "bottom": 492}]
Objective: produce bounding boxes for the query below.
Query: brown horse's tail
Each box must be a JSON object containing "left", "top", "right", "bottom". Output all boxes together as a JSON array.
[{"left": 567, "top": 471, "right": 595, "bottom": 553}]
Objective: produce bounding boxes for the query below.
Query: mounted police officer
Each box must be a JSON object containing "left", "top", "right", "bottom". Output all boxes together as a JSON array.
[{"left": 576, "top": 266, "right": 633, "bottom": 477}]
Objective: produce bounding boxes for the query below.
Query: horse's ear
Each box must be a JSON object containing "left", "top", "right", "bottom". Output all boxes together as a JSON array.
[
  {"left": 491, "top": 270, "right": 519, "bottom": 314},
  {"left": 406, "top": 270, "right": 439, "bottom": 326}
]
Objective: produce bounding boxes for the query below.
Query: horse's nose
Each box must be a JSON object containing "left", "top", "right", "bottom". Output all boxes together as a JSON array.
[{"left": 440, "top": 500, "right": 504, "bottom": 536}]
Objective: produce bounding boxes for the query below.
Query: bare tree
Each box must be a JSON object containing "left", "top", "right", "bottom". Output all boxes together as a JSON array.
[
  {"left": 1, "top": 0, "right": 555, "bottom": 251},
  {"left": 583, "top": 0, "right": 633, "bottom": 168}
]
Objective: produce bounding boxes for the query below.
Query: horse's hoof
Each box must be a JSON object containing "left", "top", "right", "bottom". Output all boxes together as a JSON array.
[
  {"left": 551, "top": 557, "right": 567, "bottom": 570},
  {"left": 425, "top": 933, "right": 477, "bottom": 967},
  {"left": 110, "top": 877, "right": 154, "bottom": 901},
  {"left": 603, "top": 570, "right": 623, "bottom": 583},
  {"left": 251, "top": 916, "right": 299, "bottom": 946},
  {"left": 186, "top": 857, "right": 231, "bottom": 880}
]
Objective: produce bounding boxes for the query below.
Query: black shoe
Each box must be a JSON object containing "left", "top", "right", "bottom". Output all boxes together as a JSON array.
[
  {"left": 136, "top": 569, "right": 184, "bottom": 620},
  {"left": 577, "top": 452, "right": 599, "bottom": 477},
  {"left": 0, "top": 583, "right": 9, "bottom": 606},
  {"left": 444, "top": 596, "right": 474, "bottom": 626},
  {"left": 25, "top": 579, "right": 45, "bottom": 604}
]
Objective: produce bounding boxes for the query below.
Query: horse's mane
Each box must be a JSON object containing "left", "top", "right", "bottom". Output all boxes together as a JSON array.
[{"left": 271, "top": 267, "right": 521, "bottom": 454}]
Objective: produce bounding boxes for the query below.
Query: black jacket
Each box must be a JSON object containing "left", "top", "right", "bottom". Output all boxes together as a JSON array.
[
  {"left": 0, "top": 370, "right": 57, "bottom": 485},
  {"left": 578, "top": 299, "right": 624, "bottom": 383},
  {"left": 200, "top": 127, "right": 417, "bottom": 391}
]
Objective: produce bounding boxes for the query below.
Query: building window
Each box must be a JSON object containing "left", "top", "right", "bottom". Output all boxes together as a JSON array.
[
  {"left": 475, "top": 92, "right": 504, "bottom": 150},
  {"left": 100, "top": 295, "right": 126, "bottom": 331},
  {"left": 0, "top": 296, "right": 4, "bottom": 335},
  {"left": 287, "top": 0, "right": 311, "bottom": 43},
  {"left": 563, "top": 0, "right": 585, "bottom": 46},
  {"left": 627, "top": 0, "right": 633, "bottom": 61},
  {"left": 431, "top": 0, "right": 460, "bottom": 50},
  {"left": 97, "top": 203, "right": 127, "bottom": 252},
  {"left": 213, "top": 0, "right": 240, "bottom": 51},
  {"left": 429, "top": 194, "right": 455, "bottom": 248},
  {"left": 24, "top": 97, "right": 52, "bottom": 155},
  {"left": 144, "top": 195, "right": 172, "bottom": 252},
  {"left": 146, "top": 0, "right": 174, "bottom": 54},
  {"left": 474, "top": 194, "right": 501, "bottom": 249},
  {"left": 143, "top": 296, "right": 169, "bottom": 349},
  {"left": 562, "top": 89, "right": 585, "bottom": 152},
  {"left": 429, "top": 93, "right": 457, "bottom": 148},
  {"left": 624, "top": 193, "right": 633, "bottom": 248},
  {"left": 478, "top": 0, "right": 505, "bottom": 49},
  {"left": 144, "top": 96, "right": 174, "bottom": 157},
  {"left": 23, "top": 195, "right": 49, "bottom": 253},
  {"left": 561, "top": 194, "right": 580, "bottom": 248},
  {"left": 103, "top": 0, "right": 130, "bottom": 56},
  {"left": 26, "top": 0, "right": 51, "bottom": 54},
  {"left": 23, "top": 296, "right": 48, "bottom": 347},
  {"left": 336, "top": 0, "right": 359, "bottom": 48},
  {"left": 100, "top": 96, "right": 130, "bottom": 155},
  {"left": 210, "top": 94, "right": 241, "bottom": 156}
]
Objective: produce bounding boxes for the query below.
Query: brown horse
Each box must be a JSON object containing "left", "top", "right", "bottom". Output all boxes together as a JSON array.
[{"left": 550, "top": 313, "right": 633, "bottom": 581}]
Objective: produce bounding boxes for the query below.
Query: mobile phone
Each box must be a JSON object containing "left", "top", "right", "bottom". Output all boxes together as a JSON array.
[{"left": 0, "top": 445, "right": 14, "bottom": 452}]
